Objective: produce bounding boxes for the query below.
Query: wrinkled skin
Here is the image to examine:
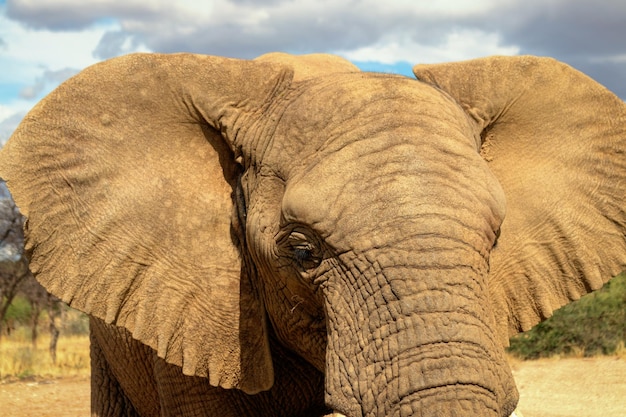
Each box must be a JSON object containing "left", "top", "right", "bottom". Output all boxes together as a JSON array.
[{"left": 1, "top": 52, "right": 625, "bottom": 417}]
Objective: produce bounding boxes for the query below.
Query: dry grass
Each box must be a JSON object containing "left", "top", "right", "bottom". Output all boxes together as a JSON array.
[
  {"left": 615, "top": 340, "right": 626, "bottom": 359},
  {"left": 0, "top": 329, "right": 90, "bottom": 380},
  {"left": 507, "top": 347, "right": 626, "bottom": 373}
]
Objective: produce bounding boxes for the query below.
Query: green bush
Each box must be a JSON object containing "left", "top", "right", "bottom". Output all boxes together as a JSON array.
[
  {"left": 4, "top": 296, "right": 32, "bottom": 326},
  {"left": 508, "top": 272, "right": 626, "bottom": 359},
  {"left": 2, "top": 296, "right": 89, "bottom": 336}
]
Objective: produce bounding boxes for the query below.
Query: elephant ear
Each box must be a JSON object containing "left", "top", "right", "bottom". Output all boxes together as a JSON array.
[
  {"left": 413, "top": 56, "right": 626, "bottom": 344},
  {"left": 0, "top": 53, "right": 294, "bottom": 393}
]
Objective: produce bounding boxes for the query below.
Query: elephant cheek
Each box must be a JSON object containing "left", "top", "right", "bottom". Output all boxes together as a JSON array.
[{"left": 321, "top": 267, "right": 518, "bottom": 417}]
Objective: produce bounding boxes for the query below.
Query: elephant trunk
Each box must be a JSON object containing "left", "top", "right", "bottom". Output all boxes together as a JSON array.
[{"left": 322, "top": 256, "right": 518, "bottom": 417}]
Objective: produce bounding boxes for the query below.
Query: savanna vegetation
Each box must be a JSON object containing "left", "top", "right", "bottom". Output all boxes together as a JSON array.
[
  {"left": 0, "top": 180, "right": 91, "bottom": 380},
  {"left": 507, "top": 272, "right": 626, "bottom": 359},
  {"left": 0, "top": 300, "right": 89, "bottom": 379}
]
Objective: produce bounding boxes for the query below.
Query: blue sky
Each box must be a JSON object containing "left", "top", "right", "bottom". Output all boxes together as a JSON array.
[{"left": 1, "top": 0, "right": 625, "bottom": 145}]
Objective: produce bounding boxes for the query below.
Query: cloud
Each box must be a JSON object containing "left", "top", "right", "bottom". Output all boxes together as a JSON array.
[
  {"left": 489, "top": 0, "right": 626, "bottom": 60},
  {"left": 6, "top": 0, "right": 170, "bottom": 30},
  {"left": 339, "top": 29, "right": 519, "bottom": 65},
  {"left": 476, "top": 0, "right": 626, "bottom": 98},
  {"left": 129, "top": 1, "right": 498, "bottom": 57},
  {"left": 7, "top": 0, "right": 510, "bottom": 60},
  {"left": 0, "top": 12, "right": 115, "bottom": 83},
  {"left": 6, "top": 0, "right": 215, "bottom": 30},
  {"left": 0, "top": 111, "right": 25, "bottom": 146},
  {"left": 2, "top": 0, "right": 625, "bottom": 101},
  {"left": 5, "top": 0, "right": 625, "bottom": 66}
]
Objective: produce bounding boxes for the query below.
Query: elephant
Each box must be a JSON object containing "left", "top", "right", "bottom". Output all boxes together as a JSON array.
[{"left": 0, "top": 51, "right": 625, "bottom": 417}]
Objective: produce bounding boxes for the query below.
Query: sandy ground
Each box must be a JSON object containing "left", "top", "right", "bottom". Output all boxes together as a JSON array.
[
  {"left": 0, "top": 375, "right": 90, "bottom": 417},
  {"left": 1, "top": 356, "right": 625, "bottom": 417},
  {"left": 510, "top": 356, "right": 626, "bottom": 417}
]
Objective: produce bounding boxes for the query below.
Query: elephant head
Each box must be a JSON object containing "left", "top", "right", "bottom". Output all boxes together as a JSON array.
[{"left": 1, "top": 52, "right": 625, "bottom": 417}]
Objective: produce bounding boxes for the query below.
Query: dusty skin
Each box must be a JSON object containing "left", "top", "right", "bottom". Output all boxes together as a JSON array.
[{"left": 1, "top": 356, "right": 624, "bottom": 417}]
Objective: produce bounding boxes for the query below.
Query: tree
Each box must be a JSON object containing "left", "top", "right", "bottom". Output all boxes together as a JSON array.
[
  {"left": 0, "top": 180, "right": 65, "bottom": 361},
  {"left": 20, "top": 273, "right": 63, "bottom": 359},
  {"left": 21, "top": 273, "right": 48, "bottom": 347},
  {"left": 0, "top": 179, "right": 31, "bottom": 341}
]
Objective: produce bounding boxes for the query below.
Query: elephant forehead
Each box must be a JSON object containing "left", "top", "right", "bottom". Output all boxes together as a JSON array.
[
  {"left": 281, "top": 135, "right": 503, "bottom": 246},
  {"left": 277, "top": 74, "right": 505, "bottom": 249},
  {"left": 265, "top": 72, "right": 479, "bottom": 180},
  {"left": 276, "top": 72, "right": 466, "bottom": 129}
]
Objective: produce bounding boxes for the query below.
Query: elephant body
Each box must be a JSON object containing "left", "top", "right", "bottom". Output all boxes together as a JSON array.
[
  {"left": 1, "top": 52, "right": 625, "bottom": 416},
  {"left": 90, "top": 318, "right": 327, "bottom": 416}
]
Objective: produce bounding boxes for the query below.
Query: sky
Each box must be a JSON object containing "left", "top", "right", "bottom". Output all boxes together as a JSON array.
[{"left": 1, "top": 0, "right": 625, "bottom": 145}]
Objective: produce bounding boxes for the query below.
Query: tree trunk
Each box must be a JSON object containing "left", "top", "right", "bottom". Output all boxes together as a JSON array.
[
  {"left": 30, "top": 300, "right": 41, "bottom": 348},
  {"left": 49, "top": 321, "right": 60, "bottom": 364},
  {"left": 0, "top": 273, "right": 24, "bottom": 343},
  {"left": 0, "top": 295, "right": 14, "bottom": 343},
  {"left": 47, "top": 296, "right": 61, "bottom": 364}
]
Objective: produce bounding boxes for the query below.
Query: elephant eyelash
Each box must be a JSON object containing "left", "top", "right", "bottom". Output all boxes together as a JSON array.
[
  {"left": 276, "top": 226, "right": 324, "bottom": 271},
  {"left": 293, "top": 244, "right": 313, "bottom": 261},
  {"left": 291, "top": 244, "right": 322, "bottom": 270}
]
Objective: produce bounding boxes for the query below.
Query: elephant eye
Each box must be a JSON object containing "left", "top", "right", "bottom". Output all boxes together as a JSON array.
[
  {"left": 276, "top": 227, "right": 324, "bottom": 272},
  {"left": 294, "top": 247, "right": 312, "bottom": 262},
  {"left": 292, "top": 244, "right": 321, "bottom": 270}
]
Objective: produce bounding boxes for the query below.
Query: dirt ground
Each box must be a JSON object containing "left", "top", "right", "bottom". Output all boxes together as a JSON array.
[
  {"left": 1, "top": 356, "right": 624, "bottom": 417},
  {"left": 0, "top": 375, "right": 90, "bottom": 417},
  {"left": 510, "top": 356, "right": 626, "bottom": 417}
]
